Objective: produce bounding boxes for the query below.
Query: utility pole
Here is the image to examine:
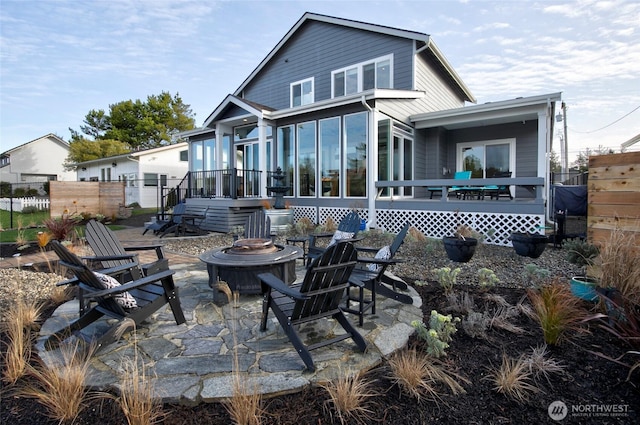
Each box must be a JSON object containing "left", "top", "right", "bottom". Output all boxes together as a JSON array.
[{"left": 556, "top": 102, "right": 569, "bottom": 175}]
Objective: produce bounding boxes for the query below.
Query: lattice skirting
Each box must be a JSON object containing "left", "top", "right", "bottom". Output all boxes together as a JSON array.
[{"left": 292, "top": 206, "right": 543, "bottom": 247}]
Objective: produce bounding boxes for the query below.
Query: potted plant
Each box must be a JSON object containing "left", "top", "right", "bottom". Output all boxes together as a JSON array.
[
  {"left": 443, "top": 224, "right": 478, "bottom": 263},
  {"left": 508, "top": 230, "right": 548, "bottom": 258},
  {"left": 564, "top": 239, "right": 600, "bottom": 301}
]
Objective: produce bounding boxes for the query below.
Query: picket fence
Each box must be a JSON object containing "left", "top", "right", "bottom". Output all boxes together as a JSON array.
[{"left": 0, "top": 197, "right": 50, "bottom": 212}]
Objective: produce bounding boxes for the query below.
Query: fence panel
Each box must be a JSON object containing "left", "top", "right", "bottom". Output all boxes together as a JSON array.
[
  {"left": 49, "top": 181, "right": 124, "bottom": 218},
  {"left": 588, "top": 151, "right": 640, "bottom": 244},
  {"left": 0, "top": 197, "right": 50, "bottom": 212}
]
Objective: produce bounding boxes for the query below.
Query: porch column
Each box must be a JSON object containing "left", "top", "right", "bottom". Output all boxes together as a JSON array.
[
  {"left": 537, "top": 110, "right": 549, "bottom": 205},
  {"left": 367, "top": 108, "right": 377, "bottom": 229},
  {"left": 258, "top": 118, "right": 268, "bottom": 198},
  {"left": 216, "top": 123, "right": 231, "bottom": 196}
]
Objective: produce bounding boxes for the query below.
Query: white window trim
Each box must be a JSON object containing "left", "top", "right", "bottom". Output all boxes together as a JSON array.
[
  {"left": 290, "top": 77, "right": 314, "bottom": 108},
  {"left": 331, "top": 54, "right": 394, "bottom": 98},
  {"left": 456, "top": 138, "right": 516, "bottom": 178}
]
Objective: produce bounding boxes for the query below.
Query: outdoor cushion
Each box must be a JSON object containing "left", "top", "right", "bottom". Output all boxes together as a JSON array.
[
  {"left": 368, "top": 245, "right": 391, "bottom": 272},
  {"left": 328, "top": 230, "right": 355, "bottom": 247},
  {"left": 93, "top": 272, "right": 138, "bottom": 309}
]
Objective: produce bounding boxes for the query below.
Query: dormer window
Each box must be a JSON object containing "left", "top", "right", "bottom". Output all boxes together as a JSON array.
[
  {"left": 290, "top": 78, "right": 314, "bottom": 107},
  {"left": 332, "top": 54, "right": 393, "bottom": 98}
]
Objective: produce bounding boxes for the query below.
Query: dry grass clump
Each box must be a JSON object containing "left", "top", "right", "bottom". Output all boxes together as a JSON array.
[
  {"left": 486, "top": 353, "right": 540, "bottom": 403},
  {"left": 527, "top": 279, "right": 587, "bottom": 345},
  {"left": 225, "top": 377, "right": 264, "bottom": 425},
  {"left": 526, "top": 344, "right": 566, "bottom": 384},
  {"left": 2, "top": 298, "right": 43, "bottom": 384},
  {"left": 387, "top": 349, "right": 468, "bottom": 402},
  {"left": 118, "top": 358, "right": 164, "bottom": 425},
  {"left": 596, "top": 227, "right": 640, "bottom": 303},
  {"left": 320, "top": 370, "right": 377, "bottom": 425},
  {"left": 20, "top": 341, "right": 95, "bottom": 423}
]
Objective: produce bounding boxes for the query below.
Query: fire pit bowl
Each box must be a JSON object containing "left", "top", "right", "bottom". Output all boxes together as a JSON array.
[
  {"left": 199, "top": 243, "right": 303, "bottom": 304},
  {"left": 230, "top": 238, "right": 277, "bottom": 254}
]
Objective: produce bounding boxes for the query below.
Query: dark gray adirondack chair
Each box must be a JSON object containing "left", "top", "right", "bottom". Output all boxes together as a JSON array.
[
  {"left": 344, "top": 222, "right": 413, "bottom": 326},
  {"left": 257, "top": 241, "right": 367, "bottom": 372},
  {"left": 242, "top": 210, "right": 271, "bottom": 239},
  {"left": 85, "top": 219, "right": 168, "bottom": 281},
  {"left": 46, "top": 240, "right": 185, "bottom": 353},
  {"left": 143, "top": 202, "right": 186, "bottom": 235},
  {"left": 306, "top": 211, "right": 362, "bottom": 266}
]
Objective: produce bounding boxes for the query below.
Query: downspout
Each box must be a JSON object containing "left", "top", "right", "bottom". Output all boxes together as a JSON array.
[{"left": 361, "top": 96, "right": 376, "bottom": 229}]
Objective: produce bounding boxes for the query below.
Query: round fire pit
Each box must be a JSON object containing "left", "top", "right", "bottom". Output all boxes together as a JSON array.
[
  {"left": 230, "top": 238, "right": 278, "bottom": 254},
  {"left": 199, "top": 242, "right": 303, "bottom": 303}
]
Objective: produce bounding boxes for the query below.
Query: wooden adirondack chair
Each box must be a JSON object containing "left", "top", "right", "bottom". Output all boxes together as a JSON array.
[
  {"left": 242, "top": 210, "right": 271, "bottom": 239},
  {"left": 257, "top": 241, "right": 367, "bottom": 372},
  {"left": 142, "top": 202, "right": 187, "bottom": 235},
  {"left": 85, "top": 219, "right": 167, "bottom": 281},
  {"left": 45, "top": 240, "right": 186, "bottom": 353},
  {"left": 344, "top": 222, "right": 413, "bottom": 326},
  {"left": 306, "top": 210, "right": 362, "bottom": 266}
]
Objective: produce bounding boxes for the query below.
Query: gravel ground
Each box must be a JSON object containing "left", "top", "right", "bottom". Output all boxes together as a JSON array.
[{"left": 0, "top": 229, "right": 584, "bottom": 322}]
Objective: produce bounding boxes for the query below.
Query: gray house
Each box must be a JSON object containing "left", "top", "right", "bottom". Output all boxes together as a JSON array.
[{"left": 175, "top": 12, "right": 560, "bottom": 246}]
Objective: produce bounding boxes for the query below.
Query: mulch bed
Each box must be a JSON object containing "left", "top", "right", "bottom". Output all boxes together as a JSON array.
[{"left": 2, "top": 280, "right": 638, "bottom": 424}]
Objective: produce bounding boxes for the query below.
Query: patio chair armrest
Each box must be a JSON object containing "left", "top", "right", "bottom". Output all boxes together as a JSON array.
[
  {"left": 354, "top": 246, "right": 380, "bottom": 254},
  {"left": 356, "top": 257, "right": 403, "bottom": 266},
  {"left": 56, "top": 277, "right": 79, "bottom": 287},
  {"left": 123, "top": 244, "right": 165, "bottom": 259},
  {"left": 81, "top": 254, "right": 138, "bottom": 262},
  {"left": 85, "top": 269, "right": 175, "bottom": 299},
  {"left": 141, "top": 258, "right": 169, "bottom": 276},
  {"left": 257, "top": 272, "right": 308, "bottom": 300}
]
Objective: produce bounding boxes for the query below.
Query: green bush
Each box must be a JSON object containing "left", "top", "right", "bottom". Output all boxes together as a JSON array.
[{"left": 564, "top": 239, "right": 599, "bottom": 267}]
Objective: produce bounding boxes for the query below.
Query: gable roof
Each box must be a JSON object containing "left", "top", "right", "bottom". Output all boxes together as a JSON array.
[
  {"left": 2, "top": 133, "right": 68, "bottom": 156},
  {"left": 233, "top": 12, "right": 474, "bottom": 104},
  {"left": 203, "top": 95, "right": 275, "bottom": 127}
]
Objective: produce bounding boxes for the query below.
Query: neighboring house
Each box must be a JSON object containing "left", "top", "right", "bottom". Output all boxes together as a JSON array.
[
  {"left": 173, "top": 12, "right": 560, "bottom": 245},
  {"left": 0, "top": 134, "right": 75, "bottom": 188},
  {"left": 75, "top": 143, "right": 189, "bottom": 208}
]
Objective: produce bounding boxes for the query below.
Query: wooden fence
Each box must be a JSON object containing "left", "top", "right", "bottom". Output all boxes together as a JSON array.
[
  {"left": 49, "top": 181, "right": 125, "bottom": 218},
  {"left": 587, "top": 151, "right": 640, "bottom": 245}
]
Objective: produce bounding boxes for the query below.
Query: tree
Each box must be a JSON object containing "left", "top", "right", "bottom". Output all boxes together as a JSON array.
[
  {"left": 549, "top": 150, "right": 561, "bottom": 173},
  {"left": 63, "top": 138, "right": 130, "bottom": 170},
  {"left": 70, "top": 91, "right": 196, "bottom": 151}
]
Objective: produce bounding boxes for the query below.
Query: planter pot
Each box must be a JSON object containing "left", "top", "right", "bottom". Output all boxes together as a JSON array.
[
  {"left": 265, "top": 208, "right": 294, "bottom": 233},
  {"left": 442, "top": 236, "right": 477, "bottom": 263},
  {"left": 509, "top": 232, "right": 548, "bottom": 258},
  {"left": 570, "top": 276, "right": 599, "bottom": 302}
]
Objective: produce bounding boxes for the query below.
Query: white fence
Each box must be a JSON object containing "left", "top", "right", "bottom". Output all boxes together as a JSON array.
[{"left": 0, "top": 197, "right": 50, "bottom": 212}]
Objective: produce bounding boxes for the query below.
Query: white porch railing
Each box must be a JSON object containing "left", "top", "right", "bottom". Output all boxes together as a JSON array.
[{"left": 0, "top": 197, "right": 50, "bottom": 212}]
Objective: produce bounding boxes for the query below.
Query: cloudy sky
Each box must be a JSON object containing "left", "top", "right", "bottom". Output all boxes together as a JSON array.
[{"left": 1, "top": 0, "right": 639, "bottom": 162}]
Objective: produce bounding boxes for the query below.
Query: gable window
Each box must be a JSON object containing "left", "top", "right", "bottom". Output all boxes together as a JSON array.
[
  {"left": 332, "top": 54, "right": 393, "bottom": 98},
  {"left": 290, "top": 78, "right": 314, "bottom": 107},
  {"left": 180, "top": 150, "right": 188, "bottom": 161}
]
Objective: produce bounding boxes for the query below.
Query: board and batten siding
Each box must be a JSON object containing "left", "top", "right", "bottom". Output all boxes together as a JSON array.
[{"left": 242, "top": 20, "right": 415, "bottom": 110}]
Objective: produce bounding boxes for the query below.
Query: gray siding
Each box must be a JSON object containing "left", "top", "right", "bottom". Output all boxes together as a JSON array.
[
  {"left": 414, "top": 52, "right": 466, "bottom": 111},
  {"left": 242, "top": 21, "right": 415, "bottom": 109}
]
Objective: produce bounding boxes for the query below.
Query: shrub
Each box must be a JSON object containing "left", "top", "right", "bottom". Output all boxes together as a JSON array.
[
  {"left": 43, "top": 214, "right": 81, "bottom": 241},
  {"left": 477, "top": 268, "right": 499, "bottom": 291},
  {"left": 564, "top": 239, "right": 599, "bottom": 267},
  {"left": 412, "top": 310, "right": 460, "bottom": 358},
  {"left": 527, "top": 279, "right": 586, "bottom": 345},
  {"left": 21, "top": 205, "right": 41, "bottom": 214},
  {"left": 432, "top": 267, "right": 460, "bottom": 294},
  {"left": 462, "top": 311, "right": 490, "bottom": 339}
]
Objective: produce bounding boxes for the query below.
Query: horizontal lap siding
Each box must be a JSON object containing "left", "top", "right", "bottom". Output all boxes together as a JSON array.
[
  {"left": 243, "top": 21, "right": 414, "bottom": 109},
  {"left": 415, "top": 53, "right": 466, "bottom": 110}
]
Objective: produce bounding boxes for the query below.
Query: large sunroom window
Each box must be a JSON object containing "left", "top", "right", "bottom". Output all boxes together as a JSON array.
[
  {"left": 458, "top": 139, "right": 515, "bottom": 178},
  {"left": 332, "top": 54, "right": 393, "bottom": 98}
]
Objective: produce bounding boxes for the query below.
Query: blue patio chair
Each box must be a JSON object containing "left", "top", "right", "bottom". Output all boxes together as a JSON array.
[
  {"left": 427, "top": 171, "right": 472, "bottom": 199},
  {"left": 143, "top": 203, "right": 186, "bottom": 235}
]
